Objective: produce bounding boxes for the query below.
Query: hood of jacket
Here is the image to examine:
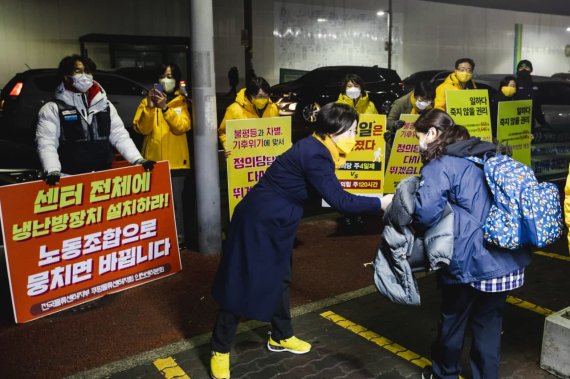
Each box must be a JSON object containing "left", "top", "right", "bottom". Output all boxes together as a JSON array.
[
  {"left": 234, "top": 88, "right": 275, "bottom": 115},
  {"left": 444, "top": 137, "right": 496, "bottom": 158}
]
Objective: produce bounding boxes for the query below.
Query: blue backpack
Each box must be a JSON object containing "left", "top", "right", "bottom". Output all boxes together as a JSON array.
[{"left": 466, "top": 154, "right": 563, "bottom": 249}]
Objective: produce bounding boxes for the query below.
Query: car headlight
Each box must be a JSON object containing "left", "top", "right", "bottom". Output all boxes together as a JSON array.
[{"left": 275, "top": 97, "right": 298, "bottom": 116}]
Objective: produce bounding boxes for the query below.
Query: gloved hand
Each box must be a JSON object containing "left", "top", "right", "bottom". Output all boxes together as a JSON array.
[
  {"left": 45, "top": 171, "right": 60, "bottom": 186},
  {"left": 395, "top": 120, "right": 405, "bottom": 129},
  {"left": 139, "top": 159, "right": 156, "bottom": 171}
]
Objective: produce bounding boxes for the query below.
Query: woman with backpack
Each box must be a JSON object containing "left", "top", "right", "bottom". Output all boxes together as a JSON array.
[{"left": 413, "top": 109, "right": 531, "bottom": 379}]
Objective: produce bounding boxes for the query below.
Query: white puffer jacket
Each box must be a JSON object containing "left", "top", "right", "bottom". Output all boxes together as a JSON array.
[{"left": 36, "top": 82, "right": 142, "bottom": 173}]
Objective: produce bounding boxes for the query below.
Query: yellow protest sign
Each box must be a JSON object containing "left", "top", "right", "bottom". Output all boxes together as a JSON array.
[
  {"left": 225, "top": 117, "right": 292, "bottom": 218},
  {"left": 497, "top": 100, "right": 532, "bottom": 166},
  {"left": 333, "top": 114, "right": 385, "bottom": 202},
  {"left": 384, "top": 114, "right": 422, "bottom": 193},
  {"left": 446, "top": 89, "right": 492, "bottom": 141}
]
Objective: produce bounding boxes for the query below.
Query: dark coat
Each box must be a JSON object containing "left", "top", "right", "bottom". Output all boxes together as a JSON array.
[
  {"left": 515, "top": 72, "right": 546, "bottom": 127},
  {"left": 413, "top": 138, "right": 531, "bottom": 285},
  {"left": 212, "top": 136, "right": 381, "bottom": 321}
]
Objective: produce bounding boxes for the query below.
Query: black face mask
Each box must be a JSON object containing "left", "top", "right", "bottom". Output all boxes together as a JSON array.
[{"left": 517, "top": 70, "right": 531, "bottom": 77}]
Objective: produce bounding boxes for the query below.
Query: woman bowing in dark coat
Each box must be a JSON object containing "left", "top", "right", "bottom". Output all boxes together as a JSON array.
[{"left": 209, "top": 102, "right": 394, "bottom": 379}]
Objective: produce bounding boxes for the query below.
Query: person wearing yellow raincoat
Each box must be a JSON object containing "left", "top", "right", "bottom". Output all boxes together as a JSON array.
[
  {"left": 218, "top": 77, "right": 279, "bottom": 157},
  {"left": 434, "top": 58, "right": 477, "bottom": 111},
  {"left": 133, "top": 63, "right": 192, "bottom": 249},
  {"left": 336, "top": 73, "right": 378, "bottom": 115}
]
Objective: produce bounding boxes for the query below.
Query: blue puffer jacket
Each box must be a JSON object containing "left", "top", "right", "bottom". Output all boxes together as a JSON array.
[{"left": 414, "top": 138, "right": 531, "bottom": 284}]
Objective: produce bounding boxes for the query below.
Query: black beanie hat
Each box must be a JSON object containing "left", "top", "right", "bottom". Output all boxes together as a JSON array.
[{"left": 517, "top": 59, "right": 533, "bottom": 72}]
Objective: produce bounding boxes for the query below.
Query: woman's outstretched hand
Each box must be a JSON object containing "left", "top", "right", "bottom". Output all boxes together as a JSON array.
[{"left": 381, "top": 194, "right": 394, "bottom": 211}]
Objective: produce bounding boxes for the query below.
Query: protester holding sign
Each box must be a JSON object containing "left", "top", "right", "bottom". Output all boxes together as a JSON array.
[
  {"left": 490, "top": 75, "right": 517, "bottom": 137},
  {"left": 336, "top": 73, "right": 379, "bottom": 230},
  {"left": 515, "top": 59, "right": 548, "bottom": 130},
  {"left": 133, "top": 63, "right": 192, "bottom": 250},
  {"left": 36, "top": 55, "right": 152, "bottom": 186},
  {"left": 218, "top": 77, "right": 279, "bottom": 157},
  {"left": 209, "top": 103, "right": 394, "bottom": 379},
  {"left": 385, "top": 81, "right": 434, "bottom": 164},
  {"left": 413, "top": 109, "right": 531, "bottom": 379},
  {"left": 434, "top": 58, "right": 477, "bottom": 111}
]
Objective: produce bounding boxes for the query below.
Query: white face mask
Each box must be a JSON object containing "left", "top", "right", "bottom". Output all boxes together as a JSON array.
[
  {"left": 346, "top": 87, "right": 361, "bottom": 100},
  {"left": 159, "top": 77, "right": 176, "bottom": 94},
  {"left": 418, "top": 128, "right": 437, "bottom": 151},
  {"left": 72, "top": 73, "right": 94, "bottom": 93},
  {"left": 416, "top": 99, "right": 432, "bottom": 110}
]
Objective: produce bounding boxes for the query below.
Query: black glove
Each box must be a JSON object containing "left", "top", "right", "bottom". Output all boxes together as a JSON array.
[
  {"left": 139, "top": 159, "right": 156, "bottom": 171},
  {"left": 45, "top": 171, "right": 60, "bottom": 186},
  {"left": 395, "top": 120, "right": 405, "bottom": 129}
]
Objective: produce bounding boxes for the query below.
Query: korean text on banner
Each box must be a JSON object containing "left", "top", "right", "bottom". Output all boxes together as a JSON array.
[
  {"left": 332, "top": 114, "right": 385, "bottom": 202},
  {"left": 226, "top": 116, "right": 292, "bottom": 218},
  {"left": 384, "top": 114, "right": 422, "bottom": 193},
  {"left": 446, "top": 89, "right": 492, "bottom": 141},
  {"left": 0, "top": 162, "right": 181, "bottom": 323},
  {"left": 497, "top": 100, "right": 532, "bottom": 166}
]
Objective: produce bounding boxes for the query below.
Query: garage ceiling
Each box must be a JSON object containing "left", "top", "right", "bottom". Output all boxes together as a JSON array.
[{"left": 421, "top": 0, "right": 570, "bottom": 17}]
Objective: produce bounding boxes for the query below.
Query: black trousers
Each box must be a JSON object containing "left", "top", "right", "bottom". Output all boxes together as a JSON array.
[
  {"left": 431, "top": 284, "right": 508, "bottom": 379},
  {"left": 210, "top": 269, "right": 294, "bottom": 353}
]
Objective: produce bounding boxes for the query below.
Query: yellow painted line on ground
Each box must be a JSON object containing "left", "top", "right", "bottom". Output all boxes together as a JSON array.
[
  {"left": 506, "top": 295, "right": 553, "bottom": 316},
  {"left": 533, "top": 250, "right": 570, "bottom": 262},
  {"left": 153, "top": 357, "right": 191, "bottom": 379},
  {"left": 320, "top": 310, "right": 465, "bottom": 378}
]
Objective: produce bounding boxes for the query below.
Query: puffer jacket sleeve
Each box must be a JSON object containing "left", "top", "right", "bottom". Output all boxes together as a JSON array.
[
  {"left": 219, "top": 103, "right": 240, "bottom": 151},
  {"left": 263, "top": 103, "right": 279, "bottom": 118},
  {"left": 565, "top": 165, "right": 570, "bottom": 248},
  {"left": 164, "top": 96, "right": 191, "bottom": 135},
  {"left": 414, "top": 160, "right": 450, "bottom": 230},
  {"left": 108, "top": 102, "right": 143, "bottom": 164},
  {"left": 36, "top": 102, "right": 62, "bottom": 173},
  {"left": 387, "top": 94, "right": 408, "bottom": 132},
  {"left": 132, "top": 98, "right": 155, "bottom": 136},
  {"left": 434, "top": 82, "right": 448, "bottom": 111}
]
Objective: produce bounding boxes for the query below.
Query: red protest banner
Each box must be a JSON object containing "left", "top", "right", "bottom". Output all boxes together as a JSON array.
[{"left": 0, "top": 161, "right": 181, "bottom": 323}]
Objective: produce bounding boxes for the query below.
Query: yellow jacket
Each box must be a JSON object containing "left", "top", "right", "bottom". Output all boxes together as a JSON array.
[
  {"left": 218, "top": 88, "right": 279, "bottom": 150},
  {"left": 336, "top": 92, "right": 378, "bottom": 114},
  {"left": 564, "top": 168, "right": 570, "bottom": 246},
  {"left": 133, "top": 93, "right": 191, "bottom": 169},
  {"left": 434, "top": 73, "right": 477, "bottom": 111}
]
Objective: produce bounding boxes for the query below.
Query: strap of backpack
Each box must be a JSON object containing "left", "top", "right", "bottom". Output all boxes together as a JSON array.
[{"left": 464, "top": 156, "right": 484, "bottom": 166}]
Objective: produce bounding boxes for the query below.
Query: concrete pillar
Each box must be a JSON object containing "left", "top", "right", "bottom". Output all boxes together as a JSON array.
[
  {"left": 190, "top": 0, "right": 222, "bottom": 255},
  {"left": 541, "top": 306, "right": 570, "bottom": 378}
]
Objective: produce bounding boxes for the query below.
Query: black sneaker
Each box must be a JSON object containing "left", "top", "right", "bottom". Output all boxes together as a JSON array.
[{"left": 421, "top": 365, "right": 434, "bottom": 379}]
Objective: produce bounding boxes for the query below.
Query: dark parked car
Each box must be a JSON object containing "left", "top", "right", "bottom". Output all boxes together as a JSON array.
[
  {"left": 0, "top": 69, "right": 148, "bottom": 148},
  {"left": 401, "top": 69, "right": 448, "bottom": 93},
  {"left": 270, "top": 65, "right": 404, "bottom": 142},
  {"left": 551, "top": 72, "right": 570, "bottom": 81}
]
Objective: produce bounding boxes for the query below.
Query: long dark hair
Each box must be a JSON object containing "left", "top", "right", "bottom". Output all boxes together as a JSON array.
[
  {"left": 415, "top": 109, "right": 470, "bottom": 162},
  {"left": 314, "top": 102, "right": 359, "bottom": 138}
]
